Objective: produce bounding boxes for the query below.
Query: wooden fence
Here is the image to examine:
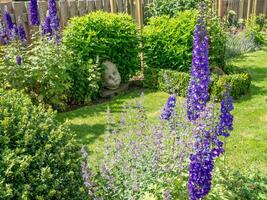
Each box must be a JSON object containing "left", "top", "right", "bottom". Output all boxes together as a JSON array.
[
  {"left": 216, "top": 0, "right": 267, "bottom": 19},
  {"left": 0, "top": 0, "right": 152, "bottom": 39}
]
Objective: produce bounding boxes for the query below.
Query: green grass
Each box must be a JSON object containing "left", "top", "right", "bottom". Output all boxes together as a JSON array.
[{"left": 57, "top": 46, "right": 267, "bottom": 175}]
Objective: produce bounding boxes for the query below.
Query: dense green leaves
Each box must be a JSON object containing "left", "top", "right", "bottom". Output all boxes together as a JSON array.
[
  {"left": 144, "top": 67, "right": 251, "bottom": 100},
  {"left": 143, "top": 11, "right": 197, "bottom": 72},
  {"left": 0, "top": 89, "right": 86, "bottom": 199},
  {"left": 63, "top": 11, "right": 140, "bottom": 83}
]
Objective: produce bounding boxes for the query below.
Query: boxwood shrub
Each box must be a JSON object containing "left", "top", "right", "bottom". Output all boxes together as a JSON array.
[
  {"left": 0, "top": 89, "right": 86, "bottom": 199},
  {"left": 63, "top": 11, "right": 140, "bottom": 83},
  {"left": 144, "top": 67, "right": 251, "bottom": 100}
]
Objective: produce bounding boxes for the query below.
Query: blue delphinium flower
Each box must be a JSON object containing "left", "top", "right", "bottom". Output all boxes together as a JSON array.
[
  {"left": 17, "top": 17, "right": 26, "bottom": 42},
  {"left": 30, "top": 0, "right": 40, "bottom": 26},
  {"left": 48, "top": 0, "right": 60, "bottom": 33},
  {"left": 186, "top": 17, "right": 210, "bottom": 121},
  {"left": 44, "top": 15, "right": 53, "bottom": 36},
  {"left": 0, "top": 20, "right": 9, "bottom": 44},
  {"left": 4, "top": 7, "right": 13, "bottom": 32},
  {"left": 160, "top": 94, "right": 176, "bottom": 120}
]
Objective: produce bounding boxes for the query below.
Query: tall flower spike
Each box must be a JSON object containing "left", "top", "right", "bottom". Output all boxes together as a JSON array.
[
  {"left": 0, "top": 20, "right": 9, "bottom": 45},
  {"left": 186, "top": 14, "right": 210, "bottom": 121},
  {"left": 4, "top": 6, "right": 13, "bottom": 32},
  {"left": 17, "top": 17, "right": 26, "bottom": 42},
  {"left": 30, "top": 0, "right": 40, "bottom": 26},
  {"left": 160, "top": 94, "right": 176, "bottom": 120},
  {"left": 48, "top": 0, "right": 60, "bottom": 33},
  {"left": 44, "top": 15, "right": 52, "bottom": 36}
]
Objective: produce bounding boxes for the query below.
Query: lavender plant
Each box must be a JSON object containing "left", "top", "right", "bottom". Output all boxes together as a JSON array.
[{"left": 0, "top": 20, "right": 8, "bottom": 45}]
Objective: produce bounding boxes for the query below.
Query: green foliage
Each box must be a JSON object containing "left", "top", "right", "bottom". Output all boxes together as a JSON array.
[
  {"left": 63, "top": 11, "right": 140, "bottom": 83},
  {"left": 226, "top": 10, "right": 238, "bottom": 27},
  {"left": 246, "top": 15, "right": 265, "bottom": 45},
  {"left": 146, "top": 0, "right": 208, "bottom": 18},
  {"left": 208, "top": 168, "right": 267, "bottom": 200},
  {"left": 207, "top": 16, "right": 227, "bottom": 68},
  {"left": 143, "top": 12, "right": 227, "bottom": 71},
  {"left": 256, "top": 14, "right": 266, "bottom": 31},
  {"left": 144, "top": 66, "right": 251, "bottom": 100},
  {"left": 143, "top": 11, "right": 197, "bottom": 72},
  {"left": 0, "top": 89, "right": 86, "bottom": 199},
  {"left": 0, "top": 38, "right": 72, "bottom": 110}
]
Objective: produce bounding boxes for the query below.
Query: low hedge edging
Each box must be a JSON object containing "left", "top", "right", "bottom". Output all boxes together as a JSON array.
[{"left": 144, "top": 67, "right": 251, "bottom": 100}]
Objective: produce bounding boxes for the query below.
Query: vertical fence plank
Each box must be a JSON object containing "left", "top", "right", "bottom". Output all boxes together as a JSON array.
[
  {"left": 87, "top": 0, "right": 96, "bottom": 12},
  {"left": 110, "top": 0, "right": 115, "bottom": 13},
  {"left": 95, "top": 0, "right": 102, "bottom": 10},
  {"left": 103, "top": 0, "right": 110, "bottom": 12},
  {"left": 38, "top": 1, "right": 48, "bottom": 22},
  {"left": 68, "top": 0, "right": 78, "bottom": 17},
  {"left": 78, "top": 0, "right": 87, "bottom": 15},
  {"left": 59, "top": 0, "right": 69, "bottom": 26}
]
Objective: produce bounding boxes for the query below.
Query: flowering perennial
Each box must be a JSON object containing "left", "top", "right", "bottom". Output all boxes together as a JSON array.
[
  {"left": 186, "top": 17, "right": 210, "bottom": 121},
  {"left": 18, "top": 18, "right": 26, "bottom": 42},
  {"left": 0, "top": 20, "right": 8, "bottom": 44},
  {"left": 160, "top": 94, "right": 176, "bottom": 120},
  {"left": 30, "top": 0, "right": 40, "bottom": 26},
  {"left": 44, "top": 16, "right": 53, "bottom": 36},
  {"left": 48, "top": 0, "right": 60, "bottom": 34}
]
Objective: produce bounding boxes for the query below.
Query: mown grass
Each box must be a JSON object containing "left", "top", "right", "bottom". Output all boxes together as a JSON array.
[{"left": 57, "top": 46, "right": 267, "bottom": 175}]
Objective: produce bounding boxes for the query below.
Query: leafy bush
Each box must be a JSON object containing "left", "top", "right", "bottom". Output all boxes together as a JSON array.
[
  {"left": 207, "top": 16, "right": 227, "bottom": 68},
  {"left": 0, "top": 38, "right": 72, "bottom": 110},
  {"left": 143, "top": 11, "right": 197, "bottom": 72},
  {"left": 256, "top": 14, "right": 266, "bottom": 31},
  {"left": 226, "top": 10, "right": 238, "bottom": 27},
  {"left": 225, "top": 32, "right": 258, "bottom": 59},
  {"left": 0, "top": 89, "right": 86, "bottom": 199},
  {"left": 144, "top": 67, "right": 251, "bottom": 100},
  {"left": 143, "top": 12, "right": 227, "bottom": 71},
  {"left": 146, "top": 0, "right": 208, "bottom": 18},
  {"left": 208, "top": 168, "right": 267, "bottom": 200},
  {"left": 63, "top": 11, "right": 140, "bottom": 83},
  {"left": 246, "top": 15, "right": 264, "bottom": 45}
]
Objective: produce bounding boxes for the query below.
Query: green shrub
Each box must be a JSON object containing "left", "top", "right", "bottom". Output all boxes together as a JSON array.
[
  {"left": 143, "top": 11, "right": 227, "bottom": 71},
  {"left": 63, "top": 11, "right": 140, "bottom": 83},
  {"left": 144, "top": 67, "right": 251, "bottom": 100},
  {"left": 146, "top": 0, "right": 208, "bottom": 18},
  {"left": 0, "top": 38, "right": 72, "bottom": 110},
  {"left": 0, "top": 89, "right": 86, "bottom": 199},
  {"left": 143, "top": 11, "right": 197, "bottom": 72},
  {"left": 246, "top": 15, "right": 264, "bottom": 45}
]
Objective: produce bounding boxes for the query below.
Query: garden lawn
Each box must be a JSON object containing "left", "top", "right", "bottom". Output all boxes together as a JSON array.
[{"left": 57, "top": 46, "right": 267, "bottom": 175}]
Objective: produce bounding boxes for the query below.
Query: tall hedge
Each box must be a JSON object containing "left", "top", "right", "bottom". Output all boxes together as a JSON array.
[
  {"left": 0, "top": 89, "right": 86, "bottom": 199},
  {"left": 63, "top": 11, "right": 140, "bottom": 83}
]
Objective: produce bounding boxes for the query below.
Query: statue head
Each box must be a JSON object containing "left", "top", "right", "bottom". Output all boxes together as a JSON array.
[{"left": 102, "top": 61, "right": 121, "bottom": 90}]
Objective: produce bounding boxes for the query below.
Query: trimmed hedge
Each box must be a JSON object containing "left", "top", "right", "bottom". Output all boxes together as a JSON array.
[
  {"left": 144, "top": 67, "right": 251, "bottom": 100},
  {"left": 63, "top": 11, "right": 140, "bottom": 83},
  {"left": 0, "top": 89, "right": 86, "bottom": 199}
]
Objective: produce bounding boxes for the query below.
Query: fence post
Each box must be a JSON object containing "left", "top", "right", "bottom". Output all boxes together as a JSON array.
[
  {"left": 136, "top": 0, "right": 142, "bottom": 27},
  {"left": 218, "top": 0, "right": 223, "bottom": 20},
  {"left": 110, "top": 0, "right": 115, "bottom": 13},
  {"left": 239, "top": 0, "right": 244, "bottom": 19},
  {"left": 247, "top": 0, "right": 251, "bottom": 19},
  {"left": 264, "top": 0, "right": 267, "bottom": 16},
  {"left": 253, "top": 0, "right": 257, "bottom": 15}
]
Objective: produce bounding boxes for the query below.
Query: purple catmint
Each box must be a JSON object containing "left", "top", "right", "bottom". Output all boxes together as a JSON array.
[
  {"left": 30, "top": 0, "right": 40, "bottom": 26},
  {"left": 160, "top": 95, "right": 176, "bottom": 120},
  {"left": 48, "top": 0, "right": 60, "bottom": 32},
  {"left": 186, "top": 17, "right": 210, "bottom": 121}
]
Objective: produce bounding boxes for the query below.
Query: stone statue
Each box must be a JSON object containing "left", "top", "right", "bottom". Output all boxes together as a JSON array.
[{"left": 102, "top": 61, "right": 121, "bottom": 90}]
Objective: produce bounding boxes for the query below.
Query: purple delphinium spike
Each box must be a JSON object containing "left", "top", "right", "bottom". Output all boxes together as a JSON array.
[
  {"left": 30, "top": 0, "right": 40, "bottom": 26},
  {"left": 44, "top": 15, "right": 52, "bottom": 36},
  {"left": 4, "top": 7, "right": 13, "bottom": 32},
  {"left": 186, "top": 17, "right": 210, "bottom": 121},
  {"left": 160, "top": 94, "right": 176, "bottom": 120},
  {"left": 48, "top": 0, "right": 60, "bottom": 32},
  {"left": 17, "top": 17, "right": 26, "bottom": 42},
  {"left": 0, "top": 20, "right": 9, "bottom": 45}
]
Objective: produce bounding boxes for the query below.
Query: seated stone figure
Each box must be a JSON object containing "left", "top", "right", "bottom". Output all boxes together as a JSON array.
[{"left": 102, "top": 61, "right": 121, "bottom": 90}]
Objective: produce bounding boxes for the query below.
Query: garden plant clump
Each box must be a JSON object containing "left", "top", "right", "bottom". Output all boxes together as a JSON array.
[{"left": 81, "top": 11, "right": 235, "bottom": 199}]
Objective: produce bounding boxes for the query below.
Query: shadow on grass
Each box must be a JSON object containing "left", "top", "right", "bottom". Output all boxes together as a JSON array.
[{"left": 69, "top": 123, "right": 105, "bottom": 145}]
